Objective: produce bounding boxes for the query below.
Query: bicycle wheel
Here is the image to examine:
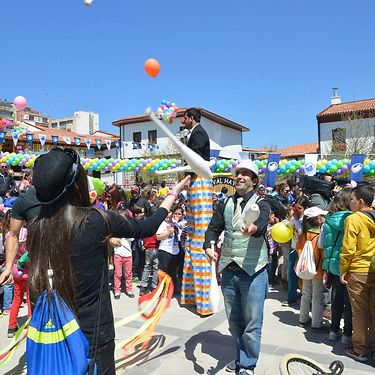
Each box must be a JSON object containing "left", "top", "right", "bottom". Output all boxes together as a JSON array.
[{"left": 279, "top": 353, "right": 330, "bottom": 375}]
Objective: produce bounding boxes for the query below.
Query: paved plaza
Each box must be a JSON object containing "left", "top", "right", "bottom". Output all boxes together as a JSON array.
[{"left": 0, "top": 284, "right": 374, "bottom": 374}]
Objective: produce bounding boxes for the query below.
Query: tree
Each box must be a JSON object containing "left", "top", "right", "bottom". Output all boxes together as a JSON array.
[{"left": 328, "top": 110, "right": 375, "bottom": 158}]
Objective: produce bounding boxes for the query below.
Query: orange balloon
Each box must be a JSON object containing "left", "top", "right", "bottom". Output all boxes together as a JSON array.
[{"left": 144, "top": 58, "right": 160, "bottom": 78}]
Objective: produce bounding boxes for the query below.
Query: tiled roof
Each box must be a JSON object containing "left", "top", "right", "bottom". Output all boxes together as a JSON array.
[
  {"left": 243, "top": 143, "right": 318, "bottom": 159},
  {"left": 317, "top": 98, "right": 375, "bottom": 122},
  {"left": 277, "top": 142, "right": 318, "bottom": 157},
  {"left": 5, "top": 123, "right": 118, "bottom": 147},
  {"left": 113, "top": 107, "right": 250, "bottom": 132}
]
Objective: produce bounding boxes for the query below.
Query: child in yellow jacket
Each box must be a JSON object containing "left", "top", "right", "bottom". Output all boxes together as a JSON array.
[{"left": 340, "top": 185, "right": 375, "bottom": 362}]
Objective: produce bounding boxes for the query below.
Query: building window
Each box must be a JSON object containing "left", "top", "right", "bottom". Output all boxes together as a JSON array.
[
  {"left": 148, "top": 130, "right": 157, "bottom": 144},
  {"left": 332, "top": 128, "right": 346, "bottom": 152},
  {"left": 51, "top": 122, "right": 58, "bottom": 129},
  {"left": 133, "top": 132, "right": 141, "bottom": 149}
]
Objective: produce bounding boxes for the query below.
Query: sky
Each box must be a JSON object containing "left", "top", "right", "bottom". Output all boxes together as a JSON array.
[{"left": 1, "top": 0, "right": 375, "bottom": 149}]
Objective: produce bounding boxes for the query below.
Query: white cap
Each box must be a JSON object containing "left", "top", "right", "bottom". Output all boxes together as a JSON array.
[
  {"left": 304, "top": 207, "right": 328, "bottom": 219},
  {"left": 233, "top": 160, "right": 259, "bottom": 177}
]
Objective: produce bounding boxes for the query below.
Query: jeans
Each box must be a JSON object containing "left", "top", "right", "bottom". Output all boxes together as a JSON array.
[
  {"left": 221, "top": 267, "right": 268, "bottom": 371},
  {"left": 300, "top": 278, "right": 324, "bottom": 328},
  {"left": 331, "top": 275, "right": 352, "bottom": 336},
  {"left": 280, "top": 241, "right": 291, "bottom": 281},
  {"left": 3, "top": 283, "right": 14, "bottom": 310},
  {"left": 140, "top": 249, "right": 159, "bottom": 289},
  {"left": 288, "top": 249, "right": 298, "bottom": 303}
]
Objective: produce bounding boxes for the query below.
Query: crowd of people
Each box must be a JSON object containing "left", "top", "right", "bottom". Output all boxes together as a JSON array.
[{"left": 0, "top": 143, "right": 373, "bottom": 374}]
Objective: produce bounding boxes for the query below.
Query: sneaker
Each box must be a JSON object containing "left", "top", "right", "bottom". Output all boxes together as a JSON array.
[
  {"left": 139, "top": 287, "right": 149, "bottom": 296},
  {"left": 328, "top": 331, "right": 341, "bottom": 341},
  {"left": 225, "top": 360, "right": 238, "bottom": 372},
  {"left": 341, "top": 335, "right": 352, "bottom": 346},
  {"left": 346, "top": 347, "right": 368, "bottom": 362},
  {"left": 281, "top": 300, "right": 297, "bottom": 307},
  {"left": 126, "top": 292, "right": 135, "bottom": 298},
  {"left": 3, "top": 309, "right": 11, "bottom": 315},
  {"left": 114, "top": 294, "right": 120, "bottom": 300},
  {"left": 299, "top": 319, "right": 312, "bottom": 328},
  {"left": 7, "top": 327, "right": 18, "bottom": 338},
  {"left": 239, "top": 369, "right": 254, "bottom": 375},
  {"left": 312, "top": 325, "right": 330, "bottom": 333}
]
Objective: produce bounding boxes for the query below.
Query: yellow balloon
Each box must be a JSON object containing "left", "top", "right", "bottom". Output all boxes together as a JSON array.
[
  {"left": 271, "top": 222, "right": 293, "bottom": 243},
  {"left": 364, "top": 159, "right": 370, "bottom": 165}
]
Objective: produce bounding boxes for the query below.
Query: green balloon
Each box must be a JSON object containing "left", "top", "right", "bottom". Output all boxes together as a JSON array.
[{"left": 91, "top": 178, "right": 105, "bottom": 195}]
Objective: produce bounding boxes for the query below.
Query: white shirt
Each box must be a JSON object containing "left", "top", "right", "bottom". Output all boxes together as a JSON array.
[
  {"left": 114, "top": 238, "right": 133, "bottom": 257},
  {"left": 157, "top": 221, "right": 180, "bottom": 255}
]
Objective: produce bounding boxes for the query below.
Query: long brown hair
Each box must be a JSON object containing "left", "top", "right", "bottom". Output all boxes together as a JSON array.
[
  {"left": 329, "top": 189, "right": 351, "bottom": 213},
  {"left": 27, "top": 165, "right": 93, "bottom": 311}
]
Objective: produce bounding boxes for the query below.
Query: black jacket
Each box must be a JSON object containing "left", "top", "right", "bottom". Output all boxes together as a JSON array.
[{"left": 187, "top": 124, "right": 210, "bottom": 161}]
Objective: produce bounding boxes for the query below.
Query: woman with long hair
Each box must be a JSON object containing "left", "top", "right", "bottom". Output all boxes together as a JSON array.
[
  {"left": 26, "top": 148, "right": 190, "bottom": 374},
  {"left": 322, "top": 189, "right": 352, "bottom": 344}
]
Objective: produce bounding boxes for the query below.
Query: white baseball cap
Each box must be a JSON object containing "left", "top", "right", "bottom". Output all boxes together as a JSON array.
[
  {"left": 304, "top": 207, "right": 328, "bottom": 218},
  {"left": 233, "top": 160, "right": 259, "bottom": 177}
]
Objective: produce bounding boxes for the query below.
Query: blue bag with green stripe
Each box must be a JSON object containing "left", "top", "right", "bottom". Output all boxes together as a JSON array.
[{"left": 26, "top": 291, "right": 93, "bottom": 374}]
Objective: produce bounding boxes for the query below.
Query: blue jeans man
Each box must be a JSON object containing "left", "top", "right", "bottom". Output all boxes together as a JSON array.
[{"left": 221, "top": 267, "right": 268, "bottom": 372}]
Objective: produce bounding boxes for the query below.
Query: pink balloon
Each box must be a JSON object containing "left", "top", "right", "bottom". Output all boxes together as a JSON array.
[{"left": 13, "top": 96, "right": 27, "bottom": 111}]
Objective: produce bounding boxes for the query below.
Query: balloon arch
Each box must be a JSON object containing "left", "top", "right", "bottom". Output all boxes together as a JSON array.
[{"left": 1, "top": 152, "right": 375, "bottom": 178}]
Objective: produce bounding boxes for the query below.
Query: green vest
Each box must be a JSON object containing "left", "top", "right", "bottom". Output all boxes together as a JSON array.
[{"left": 219, "top": 194, "right": 269, "bottom": 276}]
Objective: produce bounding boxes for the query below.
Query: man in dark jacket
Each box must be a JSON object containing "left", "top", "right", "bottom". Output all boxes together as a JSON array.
[{"left": 0, "top": 164, "right": 16, "bottom": 200}]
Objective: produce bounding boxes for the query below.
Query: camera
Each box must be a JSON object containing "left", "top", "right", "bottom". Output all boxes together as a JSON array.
[{"left": 299, "top": 175, "right": 335, "bottom": 197}]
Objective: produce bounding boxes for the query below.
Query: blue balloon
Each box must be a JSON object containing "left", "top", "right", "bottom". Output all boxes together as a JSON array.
[
  {"left": 319, "top": 166, "right": 327, "bottom": 173},
  {"left": 280, "top": 166, "right": 286, "bottom": 173},
  {"left": 363, "top": 165, "right": 371, "bottom": 174},
  {"left": 370, "top": 161, "right": 375, "bottom": 169}
]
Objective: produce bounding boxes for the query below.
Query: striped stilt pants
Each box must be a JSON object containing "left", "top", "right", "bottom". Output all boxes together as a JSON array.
[{"left": 181, "top": 176, "right": 213, "bottom": 315}]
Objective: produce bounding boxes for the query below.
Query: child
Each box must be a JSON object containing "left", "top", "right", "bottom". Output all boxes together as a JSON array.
[
  {"left": 266, "top": 211, "right": 279, "bottom": 286},
  {"left": 156, "top": 210, "right": 179, "bottom": 286},
  {"left": 139, "top": 233, "right": 159, "bottom": 296},
  {"left": 113, "top": 209, "right": 134, "bottom": 299},
  {"left": 1, "top": 210, "right": 13, "bottom": 315},
  {"left": 173, "top": 206, "right": 187, "bottom": 295},
  {"left": 296, "top": 206, "right": 328, "bottom": 332},
  {"left": 284, "top": 196, "right": 310, "bottom": 306},
  {"left": 7, "top": 222, "right": 31, "bottom": 338}
]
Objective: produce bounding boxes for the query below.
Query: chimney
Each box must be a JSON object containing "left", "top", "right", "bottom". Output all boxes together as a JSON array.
[{"left": 331, "top": 87, "right": 342, "bottom": 105}]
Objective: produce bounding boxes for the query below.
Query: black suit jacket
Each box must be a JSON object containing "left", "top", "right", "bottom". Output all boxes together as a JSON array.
[{"left": 186, "top": 124, "right": 210, "bottom": 161}]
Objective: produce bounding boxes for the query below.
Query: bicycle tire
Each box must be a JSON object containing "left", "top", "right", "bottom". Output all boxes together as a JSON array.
[{"left": 279, "top": 353, "right": 330, "bottom": 375}]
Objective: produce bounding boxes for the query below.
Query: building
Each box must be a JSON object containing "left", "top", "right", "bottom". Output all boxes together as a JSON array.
[
  {"left": 0, "top": 100, "right": 50, "bottom": 127},
  {"left": 243, "top": 142, "right": 318, "bottom": 160},
  {"left": 51, "top": 111, "right": 99, "bottom": 134},
  {"left": 317, "top": 90, "right": 375, "bottom": 157},
  {"left": 112, "top": 107, "right": 249, "bottom": 159}
]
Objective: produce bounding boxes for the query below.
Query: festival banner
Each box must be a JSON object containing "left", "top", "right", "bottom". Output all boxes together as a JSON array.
[
  {"left": 105, "top": 139, "right": 112, "bottom": 150},
  {"left": 11, "top": 132, "right": 20, "bottom": 147},
  {"left": 26, "top": 133, "right": 34, "bottom": 148},
  {"left": 38, "top": 134, "right": 47, "bottom": 149},
  {"left": 85, "top": 138, "right": 91, "bottom": 150},
  {"left": 304, "top": 154, "right": 318, "bottom": 176},
  {"left": 349, "top": 154, "right": 365, "bottom": 182},
  {"left": 51, "top": 135, "right": 59, "bottom": 147},
  {"left": 0, "top": 131, "right": 6, "bottom": 144},
  {"left": 74, "top": 137, "right": 81, "bottom": 146},
  {"left": 264, "top": 153, "right": 281, "bottom": 188},
  {"left": 63, "top": 136, "right": 71, "bottom": 145},
  {"left": 96, "top": 139, "right": 102, "bottom": 150},
  {"left": 115, "top": 140, "right": 120, "bottom": 151}
]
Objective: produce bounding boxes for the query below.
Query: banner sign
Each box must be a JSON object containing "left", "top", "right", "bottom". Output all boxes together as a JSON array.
[
  {"left": 74, "top": 137, "right": 81, "bottom": 146},
  {"left": 304, "top": 154, "right": 318, "bottom": 176},
  {"left": 213, "top": 176, "right": 235, "bottom": 187},
  {"left": 96, "top": 139, "right": 102, "bottom": 150},
  {"left": 26, "top": 133, "right": 34, "bottom": 147},
  {"left": 51, "top": 135, "right": 59, "bottom": 146},
  {"left": 349, "top": 154, "right": 365, "bottom": 182},
  {"left": 38, "top": 134, "right": 47, "bottom": 148},
  {"left": 264, "top": 153, "right": 281, "bottom": 188},
  {"left": 85, "top": 138, "right": 91, "bottom": 150}
]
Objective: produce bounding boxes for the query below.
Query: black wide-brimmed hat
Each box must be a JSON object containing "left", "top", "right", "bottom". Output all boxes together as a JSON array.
[{"left": 33, "top": 148, "right": 80, "bottom": 205}]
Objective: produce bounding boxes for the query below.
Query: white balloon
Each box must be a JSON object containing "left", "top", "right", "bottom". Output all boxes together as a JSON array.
[{"left": 84, "top": 0, "right": 93, "bottom": 6}]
